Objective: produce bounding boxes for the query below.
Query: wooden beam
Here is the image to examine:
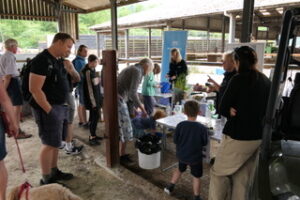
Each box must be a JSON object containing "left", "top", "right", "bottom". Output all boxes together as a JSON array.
[
  {"left": 102, "top": 50, "right": 119, "bottom": 168},
  {"left": 0, "top": 13, "right": 56, "bottom": 20}
]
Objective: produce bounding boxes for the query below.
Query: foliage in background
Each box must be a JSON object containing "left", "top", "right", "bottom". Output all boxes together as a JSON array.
[
  {"left": 0, "top": 20, "right": 57, "bottom": 49},
  {"left": 0, "top": 0, "right": 226, "bottom": 49},
  {"left": 79, "top": 4, "right": 157, "bottom": 34},
  {"left": 0, "top": 3, "right": 157, "bottom": 49}
]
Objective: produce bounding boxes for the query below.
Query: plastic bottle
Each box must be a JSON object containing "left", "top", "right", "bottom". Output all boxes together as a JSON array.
[
  {"left": 166, "top": 105, "right": 172, "bottom": 116},
  {"left": 174, "top": 103, "right": 181, "bottom": 114},
  {"left": 206, "top": 100, "right": 214, "bottom": 128}
]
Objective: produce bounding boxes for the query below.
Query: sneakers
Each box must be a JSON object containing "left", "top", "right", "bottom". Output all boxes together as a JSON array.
[
  {"left": 59, "top": 141, "right": 66, "bottom": 150},
  {"left": 52, "top": 169, "right": 74, "bottom": 181},
  {"left": 65, "top": 145, "right": 83, "bottom": 155},
  {"left": 89, "top": 137, "right": 100, "bottom": 146},
  {"left": 164, "top": 183, "right": 175, "bottom": 195},
  {"left": 79, "top": 122, "right": 89, "bottom": 129}
]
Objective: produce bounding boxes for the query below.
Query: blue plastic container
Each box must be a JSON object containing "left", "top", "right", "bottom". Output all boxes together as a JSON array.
[{"left": 160, "top": 82, "right": 171, "bottom": 93}]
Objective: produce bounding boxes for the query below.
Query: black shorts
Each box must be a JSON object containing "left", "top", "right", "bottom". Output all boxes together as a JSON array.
[
  {"left": 33, "top": 105, "right": 68, "bottom": 148},
  {"left": 7, "top": 77, "right": 23, "bottom": 106},
  {"left": 178, "top": 161, "right": 203, "bottom": 178},
  {"left": 0, "top": 120, "right": 7, "bottom": 161}
]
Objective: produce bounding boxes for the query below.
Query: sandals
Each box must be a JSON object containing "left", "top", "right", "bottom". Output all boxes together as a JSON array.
[{"left": 15, "top": 129, "right": 32, "bottom": 139}]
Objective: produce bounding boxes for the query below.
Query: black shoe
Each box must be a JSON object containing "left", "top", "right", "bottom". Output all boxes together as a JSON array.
[
  {"left": 120, "top": 154, "right": 133, "bottom": 163},
  {"left": 65, "top": 145, "right": 83, "bottom": 155},
  {"left": 89, "top": 137, "right": 100, "bottom": 146},
  {"left": 52, "top": 169, "right": 74, "bottom": 181},
  {"left": 78, "top": 122, "right": 83, "bottom": 126},
  {"left": 40, "top": 178, "right": 66, "bottom": 187}
]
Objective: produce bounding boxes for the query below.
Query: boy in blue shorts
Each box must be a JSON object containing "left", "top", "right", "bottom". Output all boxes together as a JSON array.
[{"left": 164, "top": 100, "right": 208, "bottom": 200}]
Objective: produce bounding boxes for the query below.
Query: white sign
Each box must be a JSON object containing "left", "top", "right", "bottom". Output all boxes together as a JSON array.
[{"left": 226, "top": 42, "right": 265, "bottom": 72}]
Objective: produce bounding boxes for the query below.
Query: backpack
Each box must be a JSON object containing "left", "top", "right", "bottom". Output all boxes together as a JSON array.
[{"left": 21, "top": 55, "right": 53, "bottom": 107}]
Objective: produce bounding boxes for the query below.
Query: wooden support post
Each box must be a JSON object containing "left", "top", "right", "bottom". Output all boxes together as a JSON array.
[
  {"left": 102, "top": 50, "right": 119, "bottom": 168},
  {"left": 148, "top": 28, "right": 152, "bottom": 58},
  {"left": 110, "top": 0, "right": 118, "bottom": 50},
  {"left": 221, "top": 16, "right": 226, "bottom": 53},
  {"left": 181, "top": 19, "right": 185, "bottom": 30},
  {"left": 228, "top": 14, "right": 236, "bottom": 43},
  {"left": 125, "top": 29, "right": 129, "bottom": 59},
  {"left": 241, "top": 0, "right": 255, "bottom": 42},
  {"left": 96, "top": 32, "right": 100, "bottom": 57},
  {"left": 206, "top": 17, "right": 210, "bottom": 53}
]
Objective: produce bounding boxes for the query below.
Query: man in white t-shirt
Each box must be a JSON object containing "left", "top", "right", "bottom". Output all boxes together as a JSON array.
[{"left": 0, "top": 39, "right": 31, "bottom": 139}]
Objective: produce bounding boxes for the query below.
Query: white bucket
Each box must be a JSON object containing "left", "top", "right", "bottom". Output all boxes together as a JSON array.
[{"left": 138, "top": 150, "right": 161, "bottom": 170}]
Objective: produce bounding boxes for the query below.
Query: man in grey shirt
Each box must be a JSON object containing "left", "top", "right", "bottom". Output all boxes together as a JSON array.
[
  {"left": 0, "top": 39, "right": 31, "bottom": 139},
  {"left": 117, "top": 58, "right": 153, "bottom": 163}
]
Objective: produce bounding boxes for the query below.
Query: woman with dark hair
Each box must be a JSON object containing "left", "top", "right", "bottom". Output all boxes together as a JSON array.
[
  {"left": 209, "top": 46, "right": 271, "bottom": 200},
  {"left": 82, "top": 54, "right": 102, "bottom": 146}
]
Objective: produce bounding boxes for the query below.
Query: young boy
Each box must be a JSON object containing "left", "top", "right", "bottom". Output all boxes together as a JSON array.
[{"left": 164, "top": 100, "right": 208, "bottom": 200}]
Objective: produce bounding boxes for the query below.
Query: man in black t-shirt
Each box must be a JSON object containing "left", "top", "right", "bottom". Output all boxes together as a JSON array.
[{"left": 29, "top": 33, "right": 75, "bottom": 185}]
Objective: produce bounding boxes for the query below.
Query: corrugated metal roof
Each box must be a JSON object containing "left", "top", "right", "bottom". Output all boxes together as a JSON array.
[
  {"left": 90, "top": 0, "right": 300, "bottom": 32},
  {"left": 0, "top": 0, "right": 147, "bottom": 21},
  {"left": 0, "top": 0, "right": 58, "bottom": 21},
  {"left": 63, "top": 0, "right": 147, "bottom": 13}
]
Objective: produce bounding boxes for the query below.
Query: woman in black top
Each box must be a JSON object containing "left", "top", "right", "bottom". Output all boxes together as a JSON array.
[
  {"left": 167, "top": 48, "right": 188, "bottom": 105},
  {"left": 82, "top": 55, "right": 102, "bottom": 146},
  {"left": 167, "top": 48, "right": 188, "bottom": 83},
  {"left": 209, "top": 46, "right": 271, "bottom": 200}
]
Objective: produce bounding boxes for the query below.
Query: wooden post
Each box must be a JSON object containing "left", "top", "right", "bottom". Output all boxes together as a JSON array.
[
  {"left": 206, "top": 17, "right": 210, "bottom": 53},
  {"left": 102, "top": 50, "right": 119, "bottom": 168},
  {"left": 228, "top": 14, "right": 236, "bottom": 43},
  {"left": 110, "top": 0, "right": 118, "bottom": 50},
  {"left": 125, "top": 29, "right": 129, "bottom": 59},
  {"left": 148, "top": 28, "right": 152, "bottom": 58},
  {"left": 221, "top": 16, "right": 226, "bottom": 53},
  {"left": 241, "top": 0, "right": 255, "bottom": 42},
  {"left": 96, "top": 32, "right": 100, "bottom": 57}
]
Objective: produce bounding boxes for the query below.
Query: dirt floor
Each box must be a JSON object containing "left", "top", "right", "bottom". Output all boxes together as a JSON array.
[
  {"left": 5, "top": 117, "right": 156, "bottom": 200},
  {"left": 72, "top": 120, "right": 221, "bottom": 200},
  {"left": 5, "top": 109, "right": 220, "bottom": 200}
]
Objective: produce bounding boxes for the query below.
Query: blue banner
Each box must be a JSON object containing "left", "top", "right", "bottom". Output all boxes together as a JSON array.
[{"left": 161, "top": 31, "right": 188, "bottom": 82}]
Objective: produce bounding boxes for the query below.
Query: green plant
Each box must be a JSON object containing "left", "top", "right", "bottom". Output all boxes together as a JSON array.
[{"left": 174, "top": 73, "right": 188, "bottom": 91}]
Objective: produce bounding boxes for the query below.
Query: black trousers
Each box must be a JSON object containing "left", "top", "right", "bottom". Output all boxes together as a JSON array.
[{"left": 89, "top": 107, "right": 99, "bottom": 137}]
